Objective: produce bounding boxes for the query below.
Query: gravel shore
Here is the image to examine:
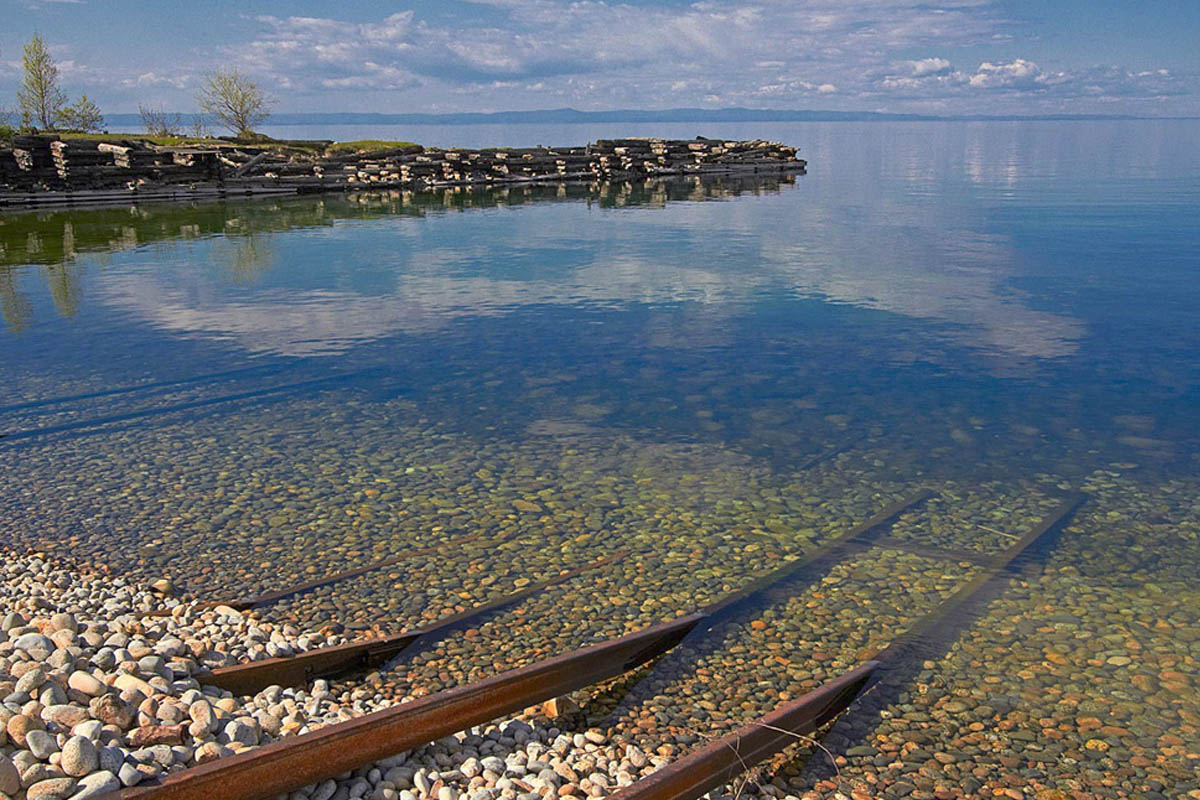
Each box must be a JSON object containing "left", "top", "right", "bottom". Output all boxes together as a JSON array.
[{"left": 0, "top": 550, "right": 706, "bottom": 800}]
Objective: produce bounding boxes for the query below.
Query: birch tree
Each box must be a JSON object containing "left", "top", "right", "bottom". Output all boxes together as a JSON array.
[{"left": 17, "top": 34, "right": 67, "bottom": 130}]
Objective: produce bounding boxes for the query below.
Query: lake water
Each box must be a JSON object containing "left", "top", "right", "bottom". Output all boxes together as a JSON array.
[{"left": 1, "top": 121, "right": 1198, "bottom": 798}]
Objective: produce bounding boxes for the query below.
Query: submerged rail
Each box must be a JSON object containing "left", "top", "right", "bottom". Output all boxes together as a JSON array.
[
  {"left": 106, "top": 614, "right": 706, "bottom": 800},
  {"left": 794, "top": 430, "right": 868, "bottom": 471},
  {"left": 97, "top": 488, "right": 1082, "bottom": 800},
  {"left": 199, "top": 490, "right": 931, "bottom": 693},
  {"left": 103, "top": 493, "right": 936, "bottom": 799},
  {"left": 209, "top": 529, "right": 492, "bottom": 611},
  {"left": 599, "top": 491, "right": 1087, "bottom": 798},
  {"left": 605, "top": 663, "right": 878, "bottom": 800},
  {"left": 198, "top": 550, "right": 630, "bottom": 694},
  {"left": 871, "top": 491, "right": 1085, "bottom": 664},
  {"left": 703, "top": 488, "right": 934, "bottom": 618}
]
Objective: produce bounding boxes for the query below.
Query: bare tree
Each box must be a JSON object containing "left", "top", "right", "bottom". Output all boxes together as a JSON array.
[
  {"left": 196, "top": 69, "right": 273, "bottom": 139},
  {"left": 191, "top": 114, "right": 212, "bottom": 139},
  {"left": 139, "top": 105, "right": 184, "bottom": 137},
  {"left": 17, "top": 33, "right": 67, "bottom": 130},
  {"left": 58, "top": 94, "right": 104, "bottom": 132}
]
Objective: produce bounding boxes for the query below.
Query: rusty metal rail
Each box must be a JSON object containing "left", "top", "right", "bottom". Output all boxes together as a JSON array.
[
  {"left": 604, "top": 663, "right": 878, "bottom": 800},
  {"left": 97, "top": 487, "right": 1077, "bottom": 800},
  {"left": 98, "top": 492, "right": 936, "bottom": 799},
  {"left": 195, "top": 490, "right": 931, "bottom": 695},
  {"left": 197, "top": 550, "right": 630, "bottom": 694},
  {"left": 105, "top": 613, "right": 706, "bottom": 800},
  {"left": 703, "top": 488, "right": 934, "bottom": 618},
  {"left": 871, "top": 491, "right": 1085, "bottom": 663},
  {"left": 603, "top": 492, "right": 1088, "bottom": 798}
]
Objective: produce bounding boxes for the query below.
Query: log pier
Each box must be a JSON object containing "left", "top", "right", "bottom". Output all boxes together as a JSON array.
[{"left": 0, "top": 136, "right": 806, "bottom": 208}]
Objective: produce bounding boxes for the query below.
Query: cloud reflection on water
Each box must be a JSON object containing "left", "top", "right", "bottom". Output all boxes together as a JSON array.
[{"left": 93, "top": 182, "right": 1084, "bottom": 366}]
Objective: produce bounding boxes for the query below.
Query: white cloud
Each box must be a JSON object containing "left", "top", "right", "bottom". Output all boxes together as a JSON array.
[
  {"left": 871, "top": 55, "right": 1185, "bottom": 107},
  {"left": 225, "top": 1, "right": 993, "bottom": 107},
  {"left": 909, "top": 58, "right": 953, "bottom": 77},
  {"left": 968, "top": 58, "right": 1047, "bottom": 88},
  {"left": 121, "top": 72, "right": 193, "bottom": 90},
  {"left": 2, "top": 0, "right": 1192, "bottom": 115}
]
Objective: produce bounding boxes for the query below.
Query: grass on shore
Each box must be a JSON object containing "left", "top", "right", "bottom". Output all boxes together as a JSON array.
[
  {"left": 8, "top": 132, "right": 422, "bottom": 156},
  {"left": 54, "top": 132, "right": 245, "bottom": 151},
  {"left": 326, "top": 140, "right": 422, "bottom": 153}
]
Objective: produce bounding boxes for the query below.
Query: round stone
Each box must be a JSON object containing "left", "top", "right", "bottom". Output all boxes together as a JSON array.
[
  {"left": 68, "top": 671, "right": 107, "bottom": 697},
  {"left": 61, "top": 735, "right": 100, "bottom": 777},
  {"left": 26, "top": 776, "right": 78, "bottom": 800},
  {"left": 7, "top": 713, "right": 44, "bottom": 748},
  {"left": 26, "top": 728, "right": 59, "bottom": 759},
  {"left": 0, "top": 754, "right": 20, "bottom": 796}
]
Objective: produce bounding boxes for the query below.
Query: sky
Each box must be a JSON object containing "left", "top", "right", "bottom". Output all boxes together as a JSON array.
[{"left": 1, "top": 0, "right": 1198, "bottom": 117}]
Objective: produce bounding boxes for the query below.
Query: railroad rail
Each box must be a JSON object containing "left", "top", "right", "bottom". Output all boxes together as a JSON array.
[
  {"left": 98, "top": 492, "right": 931, "bottom": 799},
  {"left": 96, "top": 489, "right": 1085, "bottom": 800},
  {"left": 195, "top": 491, "right": 932, "bottom": 694},
  {"left": 702, "top": 488, "right": 934, "bottom": 618},
  {"left": 604, "top": 663, "right": 879, "bottom": 800},
  {"left": 198, "top": 550, "right": 630, "bottom": 693},
  {"left": 106, "top": 614, "right": 705, "bottom": 800},
  {"left": 794, "top": 430, "right": 868, "bottom": 471},
  {"left": 592, "top": 492, "right": 1087, "bottom": 800},
  {"left": 202, "top": 529, "right": 493, "bottom": 611}
]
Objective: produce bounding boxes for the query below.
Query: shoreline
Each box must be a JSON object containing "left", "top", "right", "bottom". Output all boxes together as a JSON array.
[
  {"left": 0, "top": 547, "right": 723, "bottom": 800},
  {"left": 0, "top": 136, "right": 805, "bottom": 209}
]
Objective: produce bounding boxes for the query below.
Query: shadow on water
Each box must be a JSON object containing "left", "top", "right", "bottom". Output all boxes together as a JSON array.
[
  {"left": 0, "top": 364, "right": 297, "bottom": 414},
  {"left": 0, "top": 369, "right": 376, "bottom": 445}
]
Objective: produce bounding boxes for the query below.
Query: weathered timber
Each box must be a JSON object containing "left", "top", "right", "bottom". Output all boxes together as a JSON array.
[{"left": 1, "top": 136, "right": 805, "bottom": 207}]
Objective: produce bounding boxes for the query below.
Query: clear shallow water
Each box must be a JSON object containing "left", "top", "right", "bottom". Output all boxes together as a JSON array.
[{"left": 1, "top": 121, "right": 1198, "bottom": 796}]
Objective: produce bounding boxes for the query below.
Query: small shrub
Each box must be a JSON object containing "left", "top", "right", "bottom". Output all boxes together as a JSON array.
[
  {"left": 57, "top": 94, "right": 104, "bottom": 133},
  {"left": 139, "top": 105, "right": 184, "bottom": 137}
]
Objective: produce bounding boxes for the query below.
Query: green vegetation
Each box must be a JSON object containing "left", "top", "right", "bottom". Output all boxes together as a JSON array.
[
  {"left": 9, "top": 34, "right": 106, "bottom": 133},
  {"left": 58, "top": 94, "right": 104, "bottom": 133},
  {"left": 196, "top": 69, "right": 273, "bottom": 140},
  {"left": 326, "top": 140, "right": 422, "bottom": 154},
  {"left": 54, "top": 131, "right": 220, "bottom": 147},
  {"left": 46, "top": 131, "right": 421, "bottom": 155},
  {"left": 17, "top": 34, "right": 67, "bottom": 129},
  {"left": 1, "top": 37, "right": 421, "bottom": 148}
]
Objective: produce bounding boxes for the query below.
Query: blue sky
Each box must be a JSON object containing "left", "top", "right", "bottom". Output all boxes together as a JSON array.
[{"left": 2, "top": 0, "right": 1197, "bottom": 116}]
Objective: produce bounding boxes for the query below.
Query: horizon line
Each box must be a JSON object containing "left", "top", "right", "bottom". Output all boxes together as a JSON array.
[{"left": 99, "top": 107, "right": 1200, "bottom": 124}]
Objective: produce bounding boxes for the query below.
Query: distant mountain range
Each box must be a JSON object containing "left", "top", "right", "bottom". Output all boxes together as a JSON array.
[{"left": 102, "top": 106, "right": 1182, "bottom": 129}]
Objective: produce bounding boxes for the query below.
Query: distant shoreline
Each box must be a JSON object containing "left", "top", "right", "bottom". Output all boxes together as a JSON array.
[{"left": 100, "top": 108, "right": 1200, "bottom": 129}]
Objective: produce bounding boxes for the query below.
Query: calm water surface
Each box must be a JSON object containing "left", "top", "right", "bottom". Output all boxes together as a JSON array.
[{"left": 1, "top": 121, "right": 1198, "bottom": 796}]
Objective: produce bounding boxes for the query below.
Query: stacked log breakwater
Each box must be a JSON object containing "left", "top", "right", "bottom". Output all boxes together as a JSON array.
[{"left": 0, "top": 135, "right": 805, "bottom": 207}]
